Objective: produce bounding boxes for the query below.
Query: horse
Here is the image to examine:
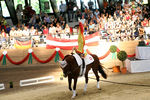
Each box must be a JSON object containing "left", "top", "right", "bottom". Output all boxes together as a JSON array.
[{"left": 59, "top": 54, "right": 107, "bottom": 99}]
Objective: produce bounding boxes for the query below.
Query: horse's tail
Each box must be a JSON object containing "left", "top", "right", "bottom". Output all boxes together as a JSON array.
[{"left": 98, "top": 64, "right": 107, "bottom": 79}]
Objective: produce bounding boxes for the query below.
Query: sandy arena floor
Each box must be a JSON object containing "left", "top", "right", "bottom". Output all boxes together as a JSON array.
[{"left": 0, "top": 65, "right": 150, "bottom": 100}]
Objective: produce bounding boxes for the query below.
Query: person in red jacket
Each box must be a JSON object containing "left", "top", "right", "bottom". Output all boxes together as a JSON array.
[{"left": 43, "top": 25, "right": 49, "bottom": 35}]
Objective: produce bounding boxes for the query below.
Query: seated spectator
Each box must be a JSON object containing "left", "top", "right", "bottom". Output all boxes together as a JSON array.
[
  {"left": 125, "top": 11, "right": 131, "bottom": 21},
  {"left": 1, "top": 29, "right": 7, "bottom": 38},
  {"left": 138, "top": 26, "right": 145, "bottom": 37},
  {"left": 0, "top": 23, "right": 6, "bottom": 31},
  {"left": 88, "top": 21, "right": 95, "bottom": 34},
  {"left": 6, "top": 24, "right": 11, "bottom": 35},
  {"left": 64, "top": 24, "right": 70, "bottom": 37},
  {"left": 9, "top": 27, "right": 16, "bottom": 38},
  {"left": 44, "top": 13, "right": 50, "bottom": 23},
  {"left": 49, "top": 23, "right": 56, "bottom": 36},
  {"left": 0, "top": 29, "right": 8, "bottom": 46},
  {"left": 35, "top": 14, "right": 41, "bottom": 25},
  {"left": 34, "top": 28, "right": 40, "bottom": 35},
  {"left": 43, "top": 25, "right": 49, "bottom": 36},
  {"left": 61, "top": 21, "right": 66, "bottom": 29},
  {"left": 108, "top": 15, "right": 114, "bottom": 22},
  {"left": 50, "top": 16, "right": 55, "bottom": 22},
  {"left": 47, "top": 23, "right": 50, "bottom": 29},
  {"left": 20, "top": 23, "right": 25, "bottom": 30},
  {"left": 43, "top": 19, "right": 48, "bottom": 27},
  {"left": 16, "top": 28, "right": 22, "bottom": 37},
  {"left": 53, "top": 18, "right": 59, "bottom": 27},
  {"left": 36, "top": 21, "right": 42, "bottom": 31},
  {"left": 80, "top": 15, "right": 85, "bottom": 25},
  {"left": 92, "top": 16, "right": 97, "bottom": 24},
  {"left": 94, "top": 9, "right": 100, "bottom": 18},
  {"left": 142, "top": 18, "right": 149, "bottom": 27},
  {"left": 84, "top": 22, "right": 88, "bottom": 35},
  {"left": 22, "top": 26, "right": 30, "bottom": 36},
  {"left": 30, "top": 26, "right": 36, "bottom": 36},
  {"left": 55, "top": 23, "right": 62, "bottom": 37}
]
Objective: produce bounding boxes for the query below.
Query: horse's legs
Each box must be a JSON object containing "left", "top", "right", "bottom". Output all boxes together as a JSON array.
[
  {"left": 72, "top": 78, "right": 78, "bottom": 98},
  {"left": 68, "top": 77, "right": 72, "bottom": 91},
  {"left": 84, "top": 71, "right": 89, "bottom": 92},
  {"left": 92, "top": 69, "right": 100, "bottom": 89}
]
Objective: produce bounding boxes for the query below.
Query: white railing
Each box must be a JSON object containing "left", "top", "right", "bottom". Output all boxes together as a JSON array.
[{"left": 20, "top": 76, "right": 54, "bottom": 87}]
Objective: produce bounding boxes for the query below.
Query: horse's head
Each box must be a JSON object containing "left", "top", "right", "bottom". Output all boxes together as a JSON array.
[
  {"left": 59, "top": 59, "right": 70, "bottom": 78},
  {"left": 59, "top": 55, "right": 78, "bottom": 78}
]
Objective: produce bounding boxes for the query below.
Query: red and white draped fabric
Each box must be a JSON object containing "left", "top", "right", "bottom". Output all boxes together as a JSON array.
[{"left": 46, "top": 32, "right": 100, "bottom": 50}]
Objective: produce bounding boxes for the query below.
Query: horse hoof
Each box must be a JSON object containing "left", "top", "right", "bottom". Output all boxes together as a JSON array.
[
  {"left": 72, "top": 96, "right": 75, "bottom": 99},
  {"left": 69, "top": 88, "right": 72, "bottom": 91},
  {"left": 98, "top": 88, "right": 102, "bottom": 90}
]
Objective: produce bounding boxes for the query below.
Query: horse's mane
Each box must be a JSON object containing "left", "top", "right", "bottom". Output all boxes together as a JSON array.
[
  {"left": 63, "top": 54, "right": 71, "bottom": 61},
  {"left": 63, "top": 54, "right": 78, "bottom": 67}
]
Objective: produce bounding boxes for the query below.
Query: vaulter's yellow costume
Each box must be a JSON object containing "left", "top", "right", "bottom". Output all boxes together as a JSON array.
[{"left": 72, "top": 22, "right": 85, "bottom": 57}]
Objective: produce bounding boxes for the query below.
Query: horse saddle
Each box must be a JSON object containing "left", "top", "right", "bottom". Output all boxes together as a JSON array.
[{"left": 73, "top": 53, "right": 94, "bottom": 76}]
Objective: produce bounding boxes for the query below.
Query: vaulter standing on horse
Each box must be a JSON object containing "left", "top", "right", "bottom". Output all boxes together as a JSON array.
[
  {"left": 71, "top": 22, "right": 86, "bottom": 76},
  {"left": 71, "top": 22, "right": 85, "bottom": 57}
]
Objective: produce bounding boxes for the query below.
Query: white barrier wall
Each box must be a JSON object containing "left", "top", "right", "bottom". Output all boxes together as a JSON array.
[{"left": 126, "top": 59, "right": 150, "bottom": 73}]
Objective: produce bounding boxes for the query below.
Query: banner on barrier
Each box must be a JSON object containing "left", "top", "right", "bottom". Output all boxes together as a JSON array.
[
  {"left": 46, "top": 32, "right": 100, "bottom": 50},
  {"left": 14, "top": 37, "right": 32, "bottom": 49}
]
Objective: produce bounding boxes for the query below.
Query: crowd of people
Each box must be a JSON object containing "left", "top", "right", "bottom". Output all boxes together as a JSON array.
[
  {"left": 79, "top": 0, "right": 150, "bottom": 41},
  {"left": 0, "top": 0, "right": 150, "bottom": 49}
]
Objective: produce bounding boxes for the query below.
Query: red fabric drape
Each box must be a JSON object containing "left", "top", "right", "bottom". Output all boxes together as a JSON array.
[
  {"left": 86, "top": 49, "right": 110, "bottom": 60},
  {"left": 98, "top": 50, "right": 110, "bottom": 60},
  {"left": 32, "top": 51, "right": 56, "bottom": 63},
  {"left": 128, "top": 54, "right": 136, "bottom": 57},
  {"left": 6, "top": 54, "right": 29, "bottom": 65}
]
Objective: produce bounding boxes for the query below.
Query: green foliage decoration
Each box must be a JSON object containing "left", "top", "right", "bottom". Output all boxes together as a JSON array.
[
  {"left": 117, "top": 51, "right": 127, "bottom": 62},
  {"left": 109, "top": 45, "right": 117, "bottom": 53}
]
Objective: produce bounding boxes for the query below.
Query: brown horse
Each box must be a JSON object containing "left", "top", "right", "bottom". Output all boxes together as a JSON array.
[{"left": 59, "top": 54, "right": 107, "bottom": 98}]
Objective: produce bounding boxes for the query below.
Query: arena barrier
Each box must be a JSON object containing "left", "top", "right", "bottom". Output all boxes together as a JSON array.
[
  {"left": 0, "top": 83, "right": 5, "bottom": 90},
  {"left": 20, "top": 76, "right": 54, "bottom": 87}
]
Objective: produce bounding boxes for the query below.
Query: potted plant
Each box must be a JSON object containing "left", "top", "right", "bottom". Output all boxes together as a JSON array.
[
  {"left": 117, "top": 51, "right": 127, "bottom": 74},
  {"left": 109, "top": 45, "right": 120, "bottom": 73},
  {"left": 9, "top": 81, "right": 13, "bottom": 88}
]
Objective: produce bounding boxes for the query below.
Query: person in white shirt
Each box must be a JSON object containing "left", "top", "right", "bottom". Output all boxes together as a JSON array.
[
  {"left": 94, "top": 9, "right": 100, "bottom": 18},
  {"left": 9, "top": 27, "right": 16, "bottom": 38},
  {"left": 88, "top": 21, "right": 95, "bottom": 34},
  {"left": 56, "top": 23, "right": 62, "bottom": 37},
  {"left": 49, "top": 23, "right": 56, "bottom": 36},
  {"left": 29, "top": 26, "right": 36, "bottom": 36},
  {"left": 22, "top": 26, "right": 30, "bottom": 36},
  {"left": 64, "top": 24, "right": 70, "bottom": 38},
  {"left": 79, "top": 15, "right": 85, "bottom": 25},
  {"left": 15, "top": 28, "right": 22, "bottom": 37}
]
